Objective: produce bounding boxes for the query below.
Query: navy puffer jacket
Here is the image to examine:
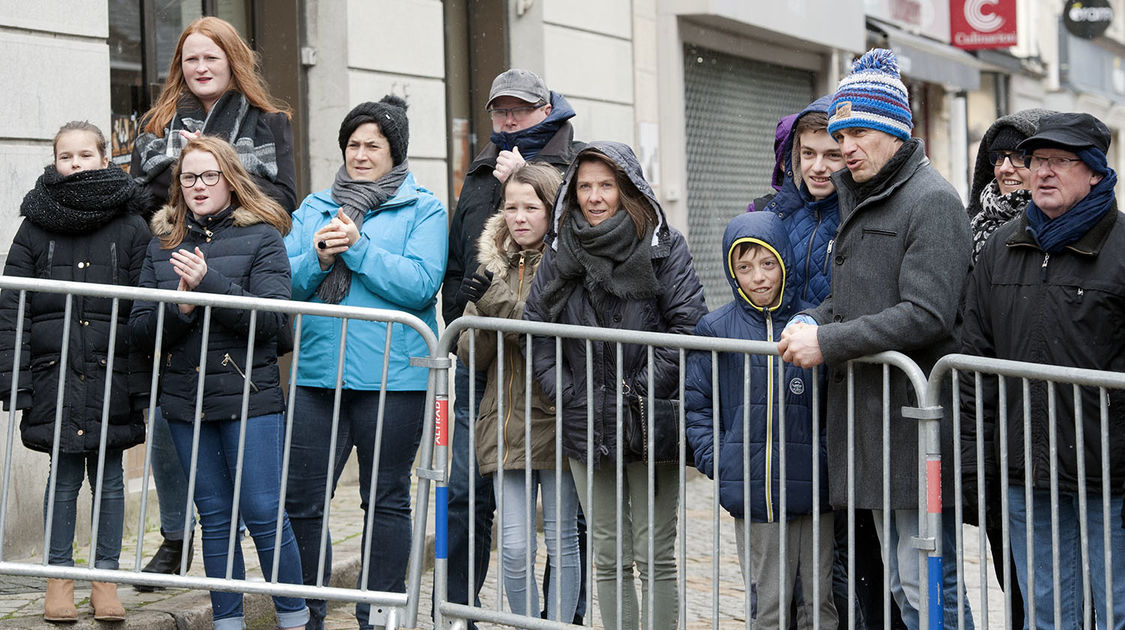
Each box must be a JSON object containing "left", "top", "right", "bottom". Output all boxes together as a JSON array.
[
  {"left": 129, "top": 205, "right": 290, "bottom": 423},
  {"left": 685, "top": 212, "right": 828, "bottom": 521},
  {"left": 752, "top": 95, "right": 841, "bottom": 306}
]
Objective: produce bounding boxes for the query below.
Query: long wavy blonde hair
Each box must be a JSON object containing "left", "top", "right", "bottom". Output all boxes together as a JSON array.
[
  {"left": 161, "top": 136, "right": 290, "bottom": 249},
  {"left": 142, "top": 16, "right": 290, "bottom": 135}
]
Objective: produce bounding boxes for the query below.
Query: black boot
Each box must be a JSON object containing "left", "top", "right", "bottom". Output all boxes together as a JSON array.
[{"left": 135, "top": 529, "right": 193, "bottom": 592}]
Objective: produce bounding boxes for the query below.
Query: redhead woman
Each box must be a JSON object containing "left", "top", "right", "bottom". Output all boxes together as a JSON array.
[
  {"left": 0, "top": 121, "right": 153, "bottom": 622},
  {"left": 284, "top": 95, "right": 446, "bottom": 630},
  {"left": 130, "top": 15, "right": 297, "bottom": 583},
  {"left": 129, "top": 136, "right": 306, "bottom": 630},
  {"left": 525, "top": 142, "right": 707, "bottom": 630}
]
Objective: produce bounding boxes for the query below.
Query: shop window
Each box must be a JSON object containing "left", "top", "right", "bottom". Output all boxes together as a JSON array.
[{"left": 108, "top": 0, "right": 251, "bottom": 171}]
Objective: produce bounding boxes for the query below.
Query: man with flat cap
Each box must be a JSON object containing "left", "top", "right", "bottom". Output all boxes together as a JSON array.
[
  {"left": 959, "top": 111, "right": 1125, "bottom": 628},
  {"left": 442, "top": 68, "right": 583, "bottom": 623}
]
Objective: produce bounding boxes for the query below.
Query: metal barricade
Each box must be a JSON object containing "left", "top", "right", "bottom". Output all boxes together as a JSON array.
[
  {"left": 0, "top": 275, "right": 441, "bottom": 629},
  {"left": 434, "top": 314, "right": 943, "bottom": 630},
  {"left": 932, "top": 354, "right": 1125, "bottom": 630}
]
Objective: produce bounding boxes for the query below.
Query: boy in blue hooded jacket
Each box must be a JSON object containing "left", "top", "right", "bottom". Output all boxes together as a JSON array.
[{"left": 685, "top": 211, "right": 836, "bottom": 629}]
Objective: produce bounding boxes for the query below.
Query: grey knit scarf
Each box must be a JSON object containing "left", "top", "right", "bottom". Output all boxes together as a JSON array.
[
  {"left": 316, "top": 160, "right": 410, "bottom": 304},
  {"left": 538, "top": 208, "right": 660, "bottom": 323}
]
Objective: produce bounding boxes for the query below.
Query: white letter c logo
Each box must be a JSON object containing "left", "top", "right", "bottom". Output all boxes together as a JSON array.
[{"left": 966, "top": 0, "right": 1003, "bottom": 32}]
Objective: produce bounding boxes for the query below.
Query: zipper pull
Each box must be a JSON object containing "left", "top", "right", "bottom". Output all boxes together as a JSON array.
[
  {"left": 824, "top": 239, "right": 835, "bottom": 274},
  {"left": 1040, "top": 252, "right": 1050, "bottom": 282}
]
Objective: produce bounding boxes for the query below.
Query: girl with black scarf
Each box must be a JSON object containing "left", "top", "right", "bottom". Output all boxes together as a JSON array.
[{"left": 0, "top": 121, "right": 154, "bottom": 622}]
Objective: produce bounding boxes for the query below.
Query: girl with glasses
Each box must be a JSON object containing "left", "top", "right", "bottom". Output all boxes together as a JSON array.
[{"left": 129, "top": 136, "right": 307, "bottom": 630}]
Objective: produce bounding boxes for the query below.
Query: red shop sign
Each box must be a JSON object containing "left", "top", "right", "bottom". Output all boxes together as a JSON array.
[{"left": 950, "top": 0, "right": 1018, "bottom": 49}]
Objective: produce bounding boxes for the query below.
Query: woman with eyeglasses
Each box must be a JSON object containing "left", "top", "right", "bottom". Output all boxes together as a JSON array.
[
  {"left": 130, "top": 15, "right": 298, "bottom": 584},
  {"left": 129, "top": 136, "right": 307, "bottom": 630},
  {"left": 966, "top": 110, "right": 1053, "bottom": 264},
  {"left": 960, "top": 108, "right": 1055, "bottom": 630}
]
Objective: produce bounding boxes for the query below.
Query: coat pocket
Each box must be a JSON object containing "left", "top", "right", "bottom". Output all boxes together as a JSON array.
[{"left": 861, "top": 227, "right": 898, "bottom": 238}]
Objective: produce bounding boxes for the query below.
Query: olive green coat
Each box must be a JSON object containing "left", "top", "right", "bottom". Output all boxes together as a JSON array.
[{"left": 456, "top": 211, "right": 557, "bottom": 475}]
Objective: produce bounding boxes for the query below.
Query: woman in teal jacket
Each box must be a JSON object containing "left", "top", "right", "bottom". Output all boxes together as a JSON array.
[{"left": 283, "top": 95, "right": 447, "bottom": 630}]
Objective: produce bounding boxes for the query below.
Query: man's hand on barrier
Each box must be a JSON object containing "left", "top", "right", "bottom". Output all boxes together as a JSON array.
[{"left": 778, "top": 322, "right": 824, "bottom": 368}]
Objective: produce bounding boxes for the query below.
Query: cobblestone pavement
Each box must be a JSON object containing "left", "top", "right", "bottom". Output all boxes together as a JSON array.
[{"left": 1, "top": 466, "right": 1005, "bottom": 629}]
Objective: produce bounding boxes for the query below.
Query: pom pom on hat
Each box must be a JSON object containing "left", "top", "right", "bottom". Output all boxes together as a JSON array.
[
  {"left": 828, "top": 48, "right": 913, "bottom": 142},
  {"left": 337, "top": 95, "right": 410, "bottom": 165}
]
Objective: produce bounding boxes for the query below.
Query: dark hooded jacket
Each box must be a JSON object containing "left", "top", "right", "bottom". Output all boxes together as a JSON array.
[
  {"left": 751, "top": 95, "right": 841, "bottom": 305},
  {"left": 0, "top": 166, "right": 152, "bottom": 454},
  {"left": 129, "top": 205, "right": 290, "bottom": 423},
  {"left": 685, "top": 212, "right": 828, "bottom": 520},
  {"left": 442, "top": 92, "right": 582, "bottom": 325},
  {"left": 524, "top": 141, "right": 707, "bottom": 465}
]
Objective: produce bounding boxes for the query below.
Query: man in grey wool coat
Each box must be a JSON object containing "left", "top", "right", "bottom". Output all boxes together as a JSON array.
[{"left": 778, "top": 48, "right": 973, "bottom": 630}]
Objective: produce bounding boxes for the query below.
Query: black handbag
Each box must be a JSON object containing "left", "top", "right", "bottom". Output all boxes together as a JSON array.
[{"left": 623, "top": 389, "right": 687, "bottom": 465}]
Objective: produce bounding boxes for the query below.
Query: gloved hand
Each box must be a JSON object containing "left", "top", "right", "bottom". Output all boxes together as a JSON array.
[{"left": 458, "top": 271, "right": 494, "bottom": 305}]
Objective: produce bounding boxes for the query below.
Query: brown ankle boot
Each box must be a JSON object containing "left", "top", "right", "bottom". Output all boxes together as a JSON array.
[
  {"left": 44, "top": 578, "right": 77, "bottom": 622},
  {"left": 90, "top": 581, "right": 125, "bottom": 621}
]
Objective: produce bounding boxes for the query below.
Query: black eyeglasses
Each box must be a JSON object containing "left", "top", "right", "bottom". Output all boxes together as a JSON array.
[
  {"left": 1023, "top": 154, "right": 1085, "bottom": 171},
  {"left": 487, "top": 102, "right": 546, "bottom": 122},
  {"left": 179, "top": 170, "right": 223, "bottom": 187},
  {"left": 987, "top": 150, "right": 1026, "bottom": 168}
]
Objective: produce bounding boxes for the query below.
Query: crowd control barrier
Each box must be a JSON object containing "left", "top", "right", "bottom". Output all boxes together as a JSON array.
[{"left": 0, "top": 275, "right": 440, "bottom": 629}]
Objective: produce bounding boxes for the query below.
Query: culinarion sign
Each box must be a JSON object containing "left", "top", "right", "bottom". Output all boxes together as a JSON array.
[{"left": 950, "top": 0, "right": 1018, "bottom": 49}]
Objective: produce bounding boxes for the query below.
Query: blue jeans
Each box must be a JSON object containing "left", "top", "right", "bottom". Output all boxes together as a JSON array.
[
  {"left": 443, "top": 365, "right": 494, "bottom": 610},
  {"left": 494, "top": 468, "right": 581, "bottom": 622},
  {"left": 285, "top": 387, "right": 425, "bottom": 630},
  {"left": 1009, "top": 487, "right": 1125, "bottom": 630},
  {"left": 150, "top": 407, "right": 195, "bottom": 540},
  {"left": 44, "top": 451, "right": 124, "bottom": 569},
  {"left": 167, "top": 414, "right": 308, "bottom": 630},
  {"left": 872, "top": 508, "right": 973, "bottom": 630}
]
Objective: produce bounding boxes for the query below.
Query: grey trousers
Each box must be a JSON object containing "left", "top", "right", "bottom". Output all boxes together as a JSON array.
[
  {"left": 735, "top": 513, "right": 838, "bottom": 630},
  {"left": 570, "top": 458, "right": 679, "bottom": 630}
]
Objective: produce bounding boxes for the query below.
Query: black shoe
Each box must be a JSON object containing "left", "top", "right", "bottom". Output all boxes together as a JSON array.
[{"left": 135, "top": 530, "right": 193, "bottom": 592}]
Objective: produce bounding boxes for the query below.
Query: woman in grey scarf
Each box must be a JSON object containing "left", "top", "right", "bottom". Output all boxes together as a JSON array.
[{"left": 282, "top": 95, "right": 448, "bottom": 630}]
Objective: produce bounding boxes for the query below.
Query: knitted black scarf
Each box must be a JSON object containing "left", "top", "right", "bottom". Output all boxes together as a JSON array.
[
  {"left": 850, "top": 138, "right": 920, "bottom": 203},
  {"left": 21, "top": 165, "right": 153, "bottom": 234},
  {"left": 538, "top": 208, "right": 661, "bottom": 323}
]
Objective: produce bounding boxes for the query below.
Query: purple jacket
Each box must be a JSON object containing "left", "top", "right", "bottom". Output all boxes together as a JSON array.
[{"left": 747, "top": 112, "right": 799, "bottom": 212}]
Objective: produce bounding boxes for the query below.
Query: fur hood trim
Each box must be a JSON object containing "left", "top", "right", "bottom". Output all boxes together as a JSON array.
[{"left": 149, "top": 204, "right": 265, "bottom": 236}]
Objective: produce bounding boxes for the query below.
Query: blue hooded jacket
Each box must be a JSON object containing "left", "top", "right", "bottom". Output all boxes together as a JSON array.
[
  {"left": 685, "top": 212, "right": 829, "bottom": 521},
  {"left": 751, "top": 94, "right": 841, "bottom": 306}
]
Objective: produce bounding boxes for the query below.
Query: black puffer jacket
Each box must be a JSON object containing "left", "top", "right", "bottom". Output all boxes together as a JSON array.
[
  {"left": 0, "top": 166, "right": 152, "bottom": 454},
  {"left": 129, "top": 205, "right": 290, "bottom": 423},
  {"left": 442, "top": 119, "right": 581, "bottom": 325},
  {"left": 524, "top": 142, "right": 708, "bottom": 465},
  {"left": 959, "top": 207, "right": 1125, "bottom": 493}
]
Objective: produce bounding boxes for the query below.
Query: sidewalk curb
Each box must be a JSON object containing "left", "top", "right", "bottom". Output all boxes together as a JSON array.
[{"left": 0, "top": 532, "right": 434, "bottom": 629}]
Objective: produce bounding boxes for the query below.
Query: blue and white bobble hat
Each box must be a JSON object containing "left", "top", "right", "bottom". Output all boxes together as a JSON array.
[{"left": 827, "top": 48, "right": 913, "bottom": 142}]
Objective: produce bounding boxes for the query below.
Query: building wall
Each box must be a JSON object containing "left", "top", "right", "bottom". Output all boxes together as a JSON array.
[
  {"left": 304, "top": 0, "right": 449, "bottom": 207},
  {"left": 0, "top": 0, "right": 116, "bottom": 560}
]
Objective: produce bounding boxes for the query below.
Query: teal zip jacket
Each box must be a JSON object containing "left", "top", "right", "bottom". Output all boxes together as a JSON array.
[{"left": 286, "top": 173, "right": 447, "bottom": 391}]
